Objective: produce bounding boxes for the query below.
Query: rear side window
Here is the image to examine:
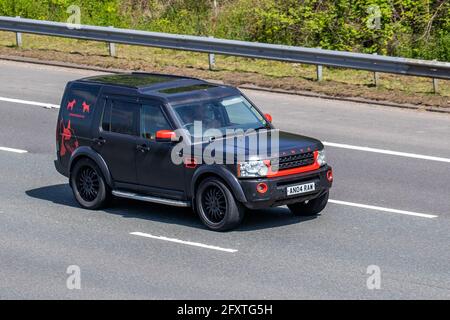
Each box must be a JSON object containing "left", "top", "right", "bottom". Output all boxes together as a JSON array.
[
  {"left": 102, "top": 99, "right": 139, "bottom": 136},
  {"left": 61, "top": 84, "right": 100, "bottom": 134}
]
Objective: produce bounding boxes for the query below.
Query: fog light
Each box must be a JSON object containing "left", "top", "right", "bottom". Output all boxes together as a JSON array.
[
  {"left": 327, "top": 169, "right": 333, "bottom": 182},
  {"left": 256, "top": 182, "right": 268, "bottom": 194}
]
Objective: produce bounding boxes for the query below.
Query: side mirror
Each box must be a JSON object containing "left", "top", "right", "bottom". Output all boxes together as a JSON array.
[
  {"left": 264, "top": 113, "right": 273, "bottom": 123},
  {"left": 156, "top": 130, "right": 180, "bottom": 142}
]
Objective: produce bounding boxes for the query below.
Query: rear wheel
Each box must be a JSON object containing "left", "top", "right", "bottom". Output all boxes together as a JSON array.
[
  {"left": 196, "top": 177, "right": 245, "bottom": 231},
  {"left": 70, "top": 158, "right": 110, "bottom": 210},
  {"left": 288, "top": 191, "right": 329, "bottom": 216}
]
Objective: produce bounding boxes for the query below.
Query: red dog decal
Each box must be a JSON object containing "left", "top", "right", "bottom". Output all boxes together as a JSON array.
[
  {"left": 82, "top": 101, "right": 90, "bottom": 113},
  {"left": 67, "top": 99, "right": 76, "bottom": 111}
]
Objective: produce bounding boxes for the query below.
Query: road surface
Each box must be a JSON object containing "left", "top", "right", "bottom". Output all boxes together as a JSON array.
[{"left": 0, "top": 60, "right": 449, "bottom": 299}]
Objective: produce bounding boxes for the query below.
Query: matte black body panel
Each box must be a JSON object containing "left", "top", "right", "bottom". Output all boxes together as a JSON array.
[{"left": 55, "top": 73, "right": 332, "bottom": 209}]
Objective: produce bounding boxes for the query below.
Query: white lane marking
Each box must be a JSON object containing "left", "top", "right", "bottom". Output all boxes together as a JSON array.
[
  {"left": 324, "top": 141, "right": 450, "bottom": 163},
  {"left": 0, "top": 96, "right": 59, "bottom": 109},
  {"left": 0, "top": 146, "right": 28, "bottom": 154},
  {"left": 130, "top": 232, "right": 238, "bottom": 253},
  {"left": 2, "top": 95, "right": 449, "bottom": 164},
  {"left": 329, "top": 199, "right": 438, "bottom": 219}
]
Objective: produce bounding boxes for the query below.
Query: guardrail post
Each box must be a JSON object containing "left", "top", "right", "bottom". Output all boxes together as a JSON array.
[
  {"left": 208, "top": 36, "right": 216, "bottom": 71},
  {"left": 373, "top": 53, "right": 379, "bottom": 87},
  {"left": 433, "top": 78, "right": 439, "bottom": 94},
  {"left": 108, "top": 26, "right": 116, "bottom": 57},
  {"left": 316, "top": 65, "right": 323, "bottom": 82},
  {"left": 15, "top": 16, "right": 22, "bottom": 47},
  {"left": 432, "top": 60, "right": 439, "bottom": 94}
]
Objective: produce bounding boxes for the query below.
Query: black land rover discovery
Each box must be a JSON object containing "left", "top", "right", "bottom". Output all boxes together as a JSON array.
[{"left": 55, "top": 73, "right": 333, "bottom": 231}]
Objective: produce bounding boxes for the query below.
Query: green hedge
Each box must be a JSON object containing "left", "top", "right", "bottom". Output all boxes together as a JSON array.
[{"left": 0, "top": 0, "right": 448, "bottom": 61}]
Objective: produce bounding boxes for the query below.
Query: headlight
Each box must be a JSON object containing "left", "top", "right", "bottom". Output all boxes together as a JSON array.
[
  {"left": 238, "top": 160, "right": 269, "bottom": 177},
  {"left": 317, "top": 149, "right": 326, "bottom": 166}
]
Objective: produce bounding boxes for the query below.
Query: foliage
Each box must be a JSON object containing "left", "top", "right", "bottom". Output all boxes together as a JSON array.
[{"left": 0, "top": 0, "right": 448, "bottom": 61}]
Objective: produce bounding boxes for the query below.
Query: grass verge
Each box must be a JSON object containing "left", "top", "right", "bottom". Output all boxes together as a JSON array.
[{"left": 0, "top": 31, "right": 448, "bottom": 108}]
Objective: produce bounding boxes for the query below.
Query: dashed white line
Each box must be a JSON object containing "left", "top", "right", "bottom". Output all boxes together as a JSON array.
[
  {"left": 0, "top": 146, "right": 28, "bottom": 154},
  {"left": 1, "top": 95, "right": 449, "bottom": 164},
  {"left": 130, "top": 232, "right": 238, "bottom": 253},
  {"left": 324, "top": 141, "right": 450, "bottom": 164},
  {"left": 0, "top": 96, "right": 59, "bottom": 109},
  {"left": 329, "top": 199, "right": 438, "bottom": 219}
]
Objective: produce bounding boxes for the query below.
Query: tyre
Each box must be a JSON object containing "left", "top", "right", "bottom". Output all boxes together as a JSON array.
[
  {"left": 195, "top": 177, "right": 245, "bottom": 231},
  {"left": 288, "top": 191, "right": 329, "bottom": 216},
  {"left": 70, "top": 158, "right": 110, "bottom": 210}
]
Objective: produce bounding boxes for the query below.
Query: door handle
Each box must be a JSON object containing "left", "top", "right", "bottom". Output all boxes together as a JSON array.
[
  {"left": 136, "top": 144, "right": 150, "bottom": 153},
  {"left": 94, "top": 137, "right": 106, "bottom": 146}
]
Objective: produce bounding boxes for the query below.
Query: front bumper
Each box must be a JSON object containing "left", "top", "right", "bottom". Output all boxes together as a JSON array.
[{"left": 239, "top": 165, "right": 332, "bottom": 209}]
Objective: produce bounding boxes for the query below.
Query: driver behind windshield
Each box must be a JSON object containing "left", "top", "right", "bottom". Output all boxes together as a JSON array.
[
  {"left": 173, "top": 95, "right": 267, "bottom": 138},
  {"left": 178, "top": 103, "right": 221, "bottom": 130}
]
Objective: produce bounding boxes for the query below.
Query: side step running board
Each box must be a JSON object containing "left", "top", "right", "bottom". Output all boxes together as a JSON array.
[{"left": 112, "top": 190, "right": 190, "bottom": 207}]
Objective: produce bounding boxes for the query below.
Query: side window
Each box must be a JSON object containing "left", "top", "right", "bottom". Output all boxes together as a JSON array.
[
  {"left": 62, "top": 84, "right": 100, "bottom": 133},
  {"left": 102, "top": 99, "right": 139, "bottom": 136},
  {"left": 141, "top": 104, "right": 171, "bottom": 140}
]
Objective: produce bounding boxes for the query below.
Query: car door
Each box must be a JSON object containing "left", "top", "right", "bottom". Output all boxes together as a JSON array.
[
  {"left": 94, "top": 96, "right": 139, "bottom": 184},
  {"left": 135, "top": 101, "right": 186, "bottom": 198}
]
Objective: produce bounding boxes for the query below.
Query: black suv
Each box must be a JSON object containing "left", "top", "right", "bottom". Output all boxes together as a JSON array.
[{"left": 55, "top": 73, "right": 333, "bottom": 231}]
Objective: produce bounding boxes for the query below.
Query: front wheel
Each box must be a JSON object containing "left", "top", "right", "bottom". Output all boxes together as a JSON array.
[
  {"left": 288, "top": 191, "right": 329, "bottom": 216},
  {"left": 70, "top": 158, "right": 110, "bottom": 210},
  {"left": 196, "top": 178, "right": 245, "bottom": 231}
]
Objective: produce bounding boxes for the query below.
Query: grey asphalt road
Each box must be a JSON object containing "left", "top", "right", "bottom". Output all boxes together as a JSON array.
[{"left": 0, "top": 60, "right": 449, "bottom": 299}]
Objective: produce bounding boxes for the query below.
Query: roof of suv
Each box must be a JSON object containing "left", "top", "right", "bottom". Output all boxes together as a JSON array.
[
  {"left": 80, "top": 72, "right": 214, "bottom": 92},
  {"left": 78, "top": 72, "right": 238, "bottom": 104}
]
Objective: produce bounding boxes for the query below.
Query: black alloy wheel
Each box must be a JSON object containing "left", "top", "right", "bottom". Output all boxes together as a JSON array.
[
  {"left": 70, "top": 158, "right": 110, "bottom": 210},
  {"left": 76, "top": 166, "right": 100, "bottom": 202},
  {"left": 196, "top": 178, "right": 245, "bottom": 231},
  {"left": 201, "top": 184, "right": 227, "bottom": 224}
]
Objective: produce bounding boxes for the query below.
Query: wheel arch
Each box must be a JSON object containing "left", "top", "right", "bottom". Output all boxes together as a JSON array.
[
  {"left": 190, "top": 165, "right": 247, "bottom": 204},
  {"left": 68, "top": 147, "right": 113, "bottom": 188}
]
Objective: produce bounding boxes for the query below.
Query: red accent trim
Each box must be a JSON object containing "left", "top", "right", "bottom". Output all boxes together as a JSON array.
[
  {"left": 264, "top": 113, "right": 273, "bottom": 123},
  {"left": 156, "top": 130, "right": 175, "bottom": 140},
  {"left": 327, "top": 169, "right": 333, "bottom": 182},
  {"left": 267, "top": 151, "right": 320, "bottom": 178},
  {"left": 184, "top": 157, "right": 197, "bottom": 169},
  {"left": 256, "top": 182, "right": 268, "bottom": 194},
  {"left": 69, "top": 113, "right": 85, "bottom": 119}
]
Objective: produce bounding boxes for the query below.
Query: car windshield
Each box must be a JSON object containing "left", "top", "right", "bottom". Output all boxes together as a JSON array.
[{"left": 172, "top": 95, "right": 268, "bottom": 138}]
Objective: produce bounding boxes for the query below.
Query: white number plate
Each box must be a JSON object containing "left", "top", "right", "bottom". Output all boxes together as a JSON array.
[{"left": 286, "top": 182, "right": 315, "bottom": 196}]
